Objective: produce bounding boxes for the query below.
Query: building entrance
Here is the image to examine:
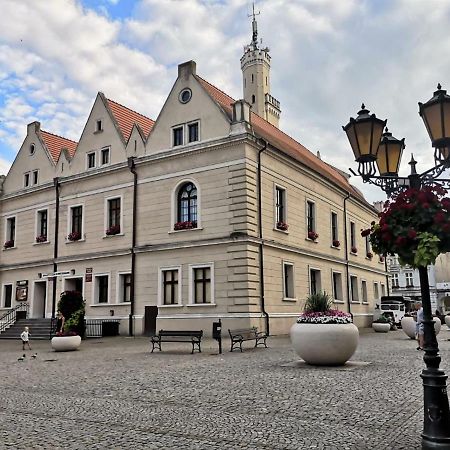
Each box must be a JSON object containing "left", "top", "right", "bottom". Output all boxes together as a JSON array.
[
  {"left": 32, "top": 281, "right": 47, "bottom": 318},
  {"left": 144, "top": 306, "right": 158, "bottom": 336}
]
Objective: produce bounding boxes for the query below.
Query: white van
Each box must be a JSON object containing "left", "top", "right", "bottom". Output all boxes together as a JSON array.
[{"left": 374, "top": 299, "right": 406, "bottom": 326}]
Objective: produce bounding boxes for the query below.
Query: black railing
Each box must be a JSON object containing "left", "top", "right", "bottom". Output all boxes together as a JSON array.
[
  {"left": 85, "top": 319, "right": 120, "bottom": 338},
  {"left": 0, "top": 302, "right": 28, "bottom": 334}
]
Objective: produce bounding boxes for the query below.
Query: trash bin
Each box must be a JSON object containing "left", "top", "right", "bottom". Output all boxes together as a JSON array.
[{"left": 102, "top": 321, "right": 119, "bottom": 337}]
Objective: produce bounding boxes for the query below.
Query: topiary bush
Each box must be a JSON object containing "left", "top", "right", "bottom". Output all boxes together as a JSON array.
[{"left": 57, "top": 290, "right": 85, "bottom": 338}]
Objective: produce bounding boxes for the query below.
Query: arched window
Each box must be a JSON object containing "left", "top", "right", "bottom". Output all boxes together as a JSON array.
[{"left": 176, "top": 182, "right": 197, "bottom": 228}]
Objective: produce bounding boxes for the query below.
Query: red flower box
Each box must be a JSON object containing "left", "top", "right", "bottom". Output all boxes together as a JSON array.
[
  {"left": 276, "top": 221, "right": 289, "bottom": 231},
  {"left": 351, "top": 246, "right": 358, "bottom": 254},
  {"left": 35, "top": 235, "right": 47, "bottom": 243},
  {"left": 174, "top": 221, "right": 197, "bottom": 231},
  {"left": 366, "top": 252, "right": 373, "bottom": 259},
  {"left": 332, "top": 240, "right": 340, "bottom": 248},
  {"left": 67, "top": 231, "right": 81, "bottom": 241},
  {"left": 106, "top": 225, "right": 121, "bottom": 236},
  {"left": 3, "top": 240, "right": 14, "bottom": 249},
  {"left": 308, "top": 231, "right": 319, "bottom": 241}
]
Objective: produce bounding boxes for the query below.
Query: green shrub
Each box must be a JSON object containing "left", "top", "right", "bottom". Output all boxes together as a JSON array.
[
  {"left": 57, "top": 291, "right": 85, "bottom": 338},
  {"left": 304, "top": 292, "right": 332, "bottom": 313}
]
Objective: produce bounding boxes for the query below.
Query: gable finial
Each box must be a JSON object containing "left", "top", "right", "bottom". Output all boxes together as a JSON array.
[{"left": 248, "top": 1, "right": 260, "bottom": 50}]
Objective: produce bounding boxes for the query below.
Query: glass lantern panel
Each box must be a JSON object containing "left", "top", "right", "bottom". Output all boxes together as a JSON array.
[
  {"left": 424, "top": 102, "right": 443, "bottom": 141},
  {"left": 345, "top": 125, "right": 360, "bottom": 160}
]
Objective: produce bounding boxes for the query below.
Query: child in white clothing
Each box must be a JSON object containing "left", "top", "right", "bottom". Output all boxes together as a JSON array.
[{"left": 20, "top": 326, "right": 31, "bottom": 350}]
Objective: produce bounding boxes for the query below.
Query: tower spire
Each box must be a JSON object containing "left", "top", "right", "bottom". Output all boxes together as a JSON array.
[{"left": 249, "top": 2, "right": 260, "bottom": 50}]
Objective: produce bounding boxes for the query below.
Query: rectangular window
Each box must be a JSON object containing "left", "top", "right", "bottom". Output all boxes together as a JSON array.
[
  {"left": 71, "top": 206, "right": 83, "bottom": 234},
  {"left": 283, "top": 262, "right": 295, "bottom": 299},
  {"left": 374, "top": 282, "right": 380, "bottom": 300},
  {"left": 350, "top": 275, "right": 359, "bottom": 302},
  {"left": 38, "top": 210, "right": 48, "bottom": 239},
  {"left": 188, "top": 122, "right": 199, "bottom": 143},
  {"left": 32, "top": 170, "right": 38, "bottom": 185},
  {"left": 3, "top": 284, "right": 12, "bottom": 308},
  {"left": 193, "top": 267, "right": 211, "bottom": 304},
  {"left": 392, "top": 273, "right": 399, "bottom": 288},
  {"left": 331, "top": 212, "right": 338, "bottom": 242},
  {"left": 332, "top": 272, "right": 343, "bottom": 301},
  {"left": 87, "top": 152, "right": 96, "bottom": 169},
  {"left": 162, "top": 269, "right": 179, "bottom": 305},
  {"left": 275, "top": 186, "right": 286, "bottom": 224},
  {"left": 24, "top": 173, "right": 30, "bottom": 187},
  {"left": 101, "top": 148, "right": 110, "bottom": 165},
  {"left": 107, "top": 198, "right": 121, "bottom": 229},
  {"left": 173, "top": 126, "right": 183, "bottom": 146},
  {"left": 119, "top": 273, "right": 131, "bottom": 303},
  {"left": 96, "top": 275, "right": 109, "bottom": 303},
  {"left": 405, "top": 272, "right": 414, "bottom": 287},
  {"left": 361, "top": 280, "right": 368, "bottom": 303},
  {"left": 381, "top": 283, "right": 386, "bottom": 297},
  {"left": 365, "top": 236, "right": 371, "bottom": 256},
  {"left": 310, "top": 268, "right": 321, "bottom": 295},
  {"left": 6, "top": 217, "right": 16, "bottom": 243},
  {"left": 307, "top": 201, "right": 315, "bottom": 232},
  {"left": 96, "top": 120, "right": 102, "bottom": 132},
  {"left": 350, "top": 221, "right": 356, "bottom": 248}
]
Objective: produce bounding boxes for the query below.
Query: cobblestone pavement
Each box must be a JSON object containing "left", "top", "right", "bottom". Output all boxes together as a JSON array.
[{"left": 1, "top": 328, "right": 450, "bottom": 450}]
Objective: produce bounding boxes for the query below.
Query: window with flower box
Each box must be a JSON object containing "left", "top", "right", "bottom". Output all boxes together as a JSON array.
[
  {"left": 331, "top": 212, "right": 339, "bottom": 246},
  {"left": 275, "top": 186, "right": 288, "bottom": 231},
  {"left": 36, "top": 209, "right": 48, "bottom": 242},
  {"left": 306, "top": 200, "right": 316, "bottom": 235},
  {"left": 68, "top": 205, "right": 83, "bottom": 241},
  {"left": 175, "top": 182, "right": 197, "bottom": 230},
  {"left": 350, "top": 221, "right": 356, "bottom": 251},
  {"left": 106, "top": 197, "right": 121, "bottom": 235},
  {"left": 4, "top": 217, "right": 16, "bottom": 248}
]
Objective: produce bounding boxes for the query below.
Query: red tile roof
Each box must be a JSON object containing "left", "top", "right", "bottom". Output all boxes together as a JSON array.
[
  {"left": 196, "top": 76, "right": 365, "bottom": 201},
  {"left": 106, "top": 98, "right": 155, "bottom": 142},
  {"left": 40, "top": 130, "right": 77, "bottom": 163}
]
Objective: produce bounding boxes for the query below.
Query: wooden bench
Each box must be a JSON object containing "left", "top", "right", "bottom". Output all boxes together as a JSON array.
[
  {"left": 151, "top": 330, "right": 203, "bottom": 354},
  {"left": 228, "top": 327, "right": 268, "bottom": 352}
]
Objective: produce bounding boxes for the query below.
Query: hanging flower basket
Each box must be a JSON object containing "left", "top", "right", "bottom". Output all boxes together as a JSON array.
[
  {"left": 67, "top": 231, "right": 81, "bottom": 241},
  {"left": 105, "top": 225, "right": 121, "bottom": 236},
  {"left": 174, "top": 221, "right": 197, "bottom": 231},
  {"left": 308, "top": 231, "right": 319, "bottom": 241},
  {"left": 3, "top": 240, "right": 14, "bottom": 249},
  {"left": 276, "top": 221, "right": 289, "bottom": 231},
  {"left": 35, "top": 235, "right": 47, "bottom": 243}
]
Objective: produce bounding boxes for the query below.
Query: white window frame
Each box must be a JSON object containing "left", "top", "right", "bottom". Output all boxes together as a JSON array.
[
  {"left": 188, "top": 263, "right": 215, "bottom": 306},
  {"left": 117, "top": 271, "right": 132, "bottom": 304},
  {"left": 92, "top": 273, "right": 111, "bottom": 305},
  {"left": 309, "top": 267, "right": 322, "bottom": 295},
  {"left": 350, "top": 275, "right": 359, "bottom": 303},
  {"left": 306, "top": 199, "right": 316, "bottom": 233},
  {"left": 332, "top": 271, "right": 344, "bottom": 303},
  {"left": 405, "top": 272, "right": 414, "bottom": 287},
  {"left": 66, "top": 204, "right": 85, "bottom": 241},
  {"left": 172, "top": 124, "right": 184, "bottom": 147},
  {"left": 391, "top": 273, "right": 399, "bottom": 288},
  {"left": 32, "top": 170, "right": 39, "bottom": 185},
  {"left": 381, "top": 283, "right": 386, "bottom": 297},
  {"left": 374, "top": 282, "right": 380, "bottom": 300},
  {"left": 86, "top": 151, "right": 96, "bottom": 170},
  {"left": 158, "top": 266, "right": 182, "bottom": 307},
  {"left": 104, "top": 195, "right": 123, "bottom": 237},
  {"left": 4, "top": 215, "right": 17, "bottom": 247},
  {"left": 1, "top": 283, "right": 13, "bottom": 308},
  {"left": 282, "top": 261, "right": 296, "bottom": 301},
  {"left": 274, "top": 183, "right": 288, "bottom": 231},
  {"left": 35, "top": 208, "right": 49, "bottom": 243},
  {"left": 187, "top": 120, "right": 200, "bottom": 144},
  {"left": 24, "top": 172, "right": 30, "bottom": 188},
  {"left": 100, "top": 147, "right": 110, "bottom": 166},
  {"left": 361, "top": 279, "right": 368, "bottom": 304},
  {"left": 350, "top": 221, "right": 356, "bottom": 249},
  {"left": 330, "top": 211, "right": 339, "bottom": 244},
  {"left": 170, "top": 178, "right": 202, "bottom": 232}
]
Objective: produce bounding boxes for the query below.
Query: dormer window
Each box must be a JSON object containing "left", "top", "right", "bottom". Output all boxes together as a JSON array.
[
  {"left": 29, "top": 144, "right": 35, "bottom": 155},
  {"left": 173, "top": 126, "right": 183, "bottom": 147},
  {"left": 87, "top": 152, "right": 96, "bottom": 169},
  {"left": 96, "top": 120, "right": 103, "bottom": 132},
  {"left": 101, "top": 148, "right": 110, "bottom": 165}
]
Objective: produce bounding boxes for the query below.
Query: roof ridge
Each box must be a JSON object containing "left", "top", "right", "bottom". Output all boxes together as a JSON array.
[
  {"left": 40, "top": 129, "right": 78, "bottom": 144},
  {"left": 195, "top": 75, "right": 236, "bottom": 104},
  {"left": 106, "top": 97, "right": 155, "bottom": 123}
]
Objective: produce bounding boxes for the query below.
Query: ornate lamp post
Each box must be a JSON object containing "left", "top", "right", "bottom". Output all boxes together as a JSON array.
[{"left": 343, "top": 85, "right": 450, "bottom": 450}]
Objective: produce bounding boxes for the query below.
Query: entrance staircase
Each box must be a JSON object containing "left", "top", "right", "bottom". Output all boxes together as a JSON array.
[{"left": 0, "top": 317, "right": 52, "bottom": 340}]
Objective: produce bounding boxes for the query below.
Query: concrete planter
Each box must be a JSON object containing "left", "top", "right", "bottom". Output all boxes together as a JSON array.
[
  {"left": 401, "top": 316, "right": 441, "bottom": 339},
  {"left": 290, "top": 322, "right": 359, "bottom": 366},
  {"left": 51, "top": 335, "right": 81, "bottom": 352},
  {"left": 372, "top": 322, "right": 390, "bottom": 333}
]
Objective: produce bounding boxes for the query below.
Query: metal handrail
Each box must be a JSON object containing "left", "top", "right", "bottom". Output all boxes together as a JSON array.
[{"left": 0, "top": 302, "right": 28, "bottom": 333}]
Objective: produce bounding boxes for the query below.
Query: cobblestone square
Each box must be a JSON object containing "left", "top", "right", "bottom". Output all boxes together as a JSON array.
[{"left": 1, "top": 328, "right": 449, "bottom": 450}]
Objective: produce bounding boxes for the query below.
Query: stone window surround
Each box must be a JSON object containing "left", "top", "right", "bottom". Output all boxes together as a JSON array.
[
  {"left": 188, "top": 263, "right": 215, "bottom": 306},
  {"left": 158, "top": 266, "right": 182, "bottom": 307}
]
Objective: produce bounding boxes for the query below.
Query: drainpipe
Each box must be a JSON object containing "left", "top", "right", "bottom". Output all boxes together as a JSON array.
[
  {"left": 343, "top": 191, "right": 352, "bottom": 319},
  {"left": 385, "top": 258, "right": 390, "bottom": 295},
  {"left": 52, "top": 177, "right": 60, "bottom": 319},
  {"left": 257, "top": 140, "right": 269, "bottom": 335},
  {"left": 127, "top": 157, "right": 137, "bottom": 336}
]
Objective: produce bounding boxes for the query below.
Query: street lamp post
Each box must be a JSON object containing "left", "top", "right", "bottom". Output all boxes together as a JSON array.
[{"left": 343, "top": 85, "right": 450, "bottom": 450}]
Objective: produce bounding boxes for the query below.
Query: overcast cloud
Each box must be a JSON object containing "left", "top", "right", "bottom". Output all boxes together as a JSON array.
[{"left": 1, "top": 0, "right": 449, "bottom": 203}]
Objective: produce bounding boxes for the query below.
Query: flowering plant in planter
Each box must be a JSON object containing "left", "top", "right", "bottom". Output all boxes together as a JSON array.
[
  {"left": 363, "top": 186, "right": 450, "bottom": 267},
  {"left": 296, "top": 292, "right": 353, "bottom": 324},
  {"left": 276, "top": 221, "right": 289, "bottom": 231},
  {"left": 174, "top": 221, "right": 197, "bottom": 231},
  {"left": 332, "top": 240, "right": 340, "bottom": 248},
  {"left": 57, "top": 290, "right": 85, "bottom": 338},
  {"left": 351, "top": 246, "right": 358, "bottom": 254},
  {"left": 3, "top": 240, "right": 14, "bottom": 249},
  {"left": 105, "top": 225, "right": 120, "bottom": 236},
  {"left": 307, "top": 231, "right": 319, "bottom": 241},
  {"left": 67, "top": 231, "right": 81, "bottom": 241},
  {"left": 366, "top": 252, "right": 373, "bottom": 259},
  {"left": 55, "top": 330, "right": 78, "bottom": 337},
  {"left": 35, "top": 235, "right": 47, "bottom": 243}
]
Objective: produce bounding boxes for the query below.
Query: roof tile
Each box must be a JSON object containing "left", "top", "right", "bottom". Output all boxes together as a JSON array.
[{"left": 40, "top": 130, "right": 77, "bottom": 163}]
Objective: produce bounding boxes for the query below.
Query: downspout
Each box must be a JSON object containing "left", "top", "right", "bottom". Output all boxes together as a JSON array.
[
  {"left": 257, "top": 140, "right": 269, "bottom": 335},
  {"left": 52, "top": 177, "right": 60, "bottom": 319},
  {"left": 385, "top": 258, "right": 390, "bottom": 296},
  {"left": 127, "top": 157, "right": 137, "bottom": 337},
  {"left": 343, "top": 191, "right": 352, "bottom": 319}
]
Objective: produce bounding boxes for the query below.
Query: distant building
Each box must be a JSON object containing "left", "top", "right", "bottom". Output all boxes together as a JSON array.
[{"left": 0, "top": 13, "right": 385, "bottom": 335}]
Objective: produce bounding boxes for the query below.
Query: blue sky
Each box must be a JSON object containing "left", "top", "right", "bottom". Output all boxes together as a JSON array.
[{"left": 1, "top": 0, "right": 449, "bottom": 202}]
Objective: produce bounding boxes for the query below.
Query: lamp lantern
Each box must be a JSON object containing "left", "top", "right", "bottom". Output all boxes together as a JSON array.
[{"left": 376, "top": 128, "right": 405, "bottom": 176}]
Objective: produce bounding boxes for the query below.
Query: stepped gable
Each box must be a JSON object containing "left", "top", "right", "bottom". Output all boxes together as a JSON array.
[
  {"left": 40, "top": 130, "right": 77, "bottom": 163},
  {"left": 196, "top": 75, "right": 365, "bottom": 202},
  {"left": 106, "top": 98, "right": 155, "bottom": 142}
]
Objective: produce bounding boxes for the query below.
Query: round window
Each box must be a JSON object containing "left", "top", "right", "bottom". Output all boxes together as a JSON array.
[
  {"left": 30, "top": 144, "right": 35, "bottom": 155},
  {"left": 179, "top": 88, "right": 192, "bottom": 104}
]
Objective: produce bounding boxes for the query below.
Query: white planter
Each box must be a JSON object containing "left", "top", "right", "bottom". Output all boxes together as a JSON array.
[
  {"left": 372, "top": 322, "right": 390, "bottom": 333},
  {"left": 401, "top": 316, "right": 441, "bottom": 339},
  {"left": 51, "top": 335, "right": 81, "bottom": 352},
  {"left": 290, "top": 322, "right": 359, "bottom": 366},
  {"left": 445, "top": 316, "right": 450, "bottom": 329}
]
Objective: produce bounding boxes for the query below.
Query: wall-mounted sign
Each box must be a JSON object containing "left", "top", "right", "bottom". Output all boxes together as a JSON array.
[
  {"left": 16, "top": 280, "right": 28, "bottom": 286},
  {"left": 85, "top": 274, "right": 92, "bottom": 283},
  {"left": 16, "top": 286, "right": 28, "bottom": 302},
  {"left": 86, "top": 268, "right": 93, "bottom": 274}
]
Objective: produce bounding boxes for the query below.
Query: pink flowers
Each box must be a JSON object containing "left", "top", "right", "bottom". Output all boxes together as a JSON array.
[
  {"left": 105, "top": 225, "right": 121, "bottom": 236},
  {"left": 67, "top": 231, "right": 81, "bottom": 241},
  {"left": 35, "top": 235, "right": 47, "bottom": 243},
  {"left": 174, "top": 221, "right": 197, "bottom": 231},
  {"left": 308, "top": 231, "right": 319, "bottom": 241},
  {"left": 3, "top": 240, "right": 14, "bottom": 249},
  {"left": 276, "top": 221, "right": 289, "bottom": 231},
  {"left": 332, "top": 239, "right": 340, "bottom": 248},
  {"left": 297, "top": 310, "right": 353, "bottom": 324}
]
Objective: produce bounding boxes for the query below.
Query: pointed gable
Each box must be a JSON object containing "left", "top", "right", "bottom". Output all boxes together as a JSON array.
[
  {"left": 196, "top": 76, "right": 365, "bottom": 201},
  {"left": 40, "top": 130, "right": 77, "bottom": 163},
  {"left": 106, "top": 98, "right": 154, "bottom": 143}
]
